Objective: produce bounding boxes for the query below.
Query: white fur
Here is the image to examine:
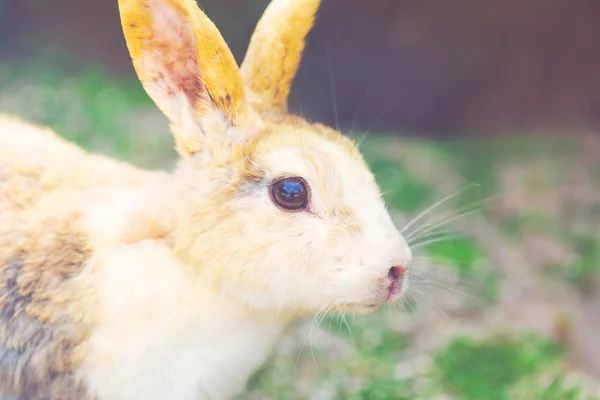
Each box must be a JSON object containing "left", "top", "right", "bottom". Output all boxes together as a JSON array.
[
  {"left": 78, "top": 138, "right": 412, "bottom": 400},
  {"left": 81, "top": 190, "right": 289, "bottom": 400},
  {"left": 82, "top": 240, "right": 287, "bottom": 400},
  {"left": 2, "top": 0, "right": 414, "bottom": 398}
]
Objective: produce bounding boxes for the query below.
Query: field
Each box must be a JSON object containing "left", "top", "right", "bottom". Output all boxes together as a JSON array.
[{"left": 1, "top": 62, "right": 599, "bottom": 399}]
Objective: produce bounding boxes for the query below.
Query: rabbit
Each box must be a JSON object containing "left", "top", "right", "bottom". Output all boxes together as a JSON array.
[{"left": 0, "top": 0, "right": 413, "bottom": 399}]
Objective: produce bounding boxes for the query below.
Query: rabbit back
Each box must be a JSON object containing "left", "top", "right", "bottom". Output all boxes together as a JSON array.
[{"left": 0, "top": 114, "right": 160, "bottom": 399}]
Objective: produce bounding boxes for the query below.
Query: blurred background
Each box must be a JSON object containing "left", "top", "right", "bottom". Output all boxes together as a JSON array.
[{"left": 1, "top": 0, "right": 600, "bottom": 398}]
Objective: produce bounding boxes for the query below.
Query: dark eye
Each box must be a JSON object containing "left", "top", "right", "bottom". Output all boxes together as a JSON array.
[{"left": 270, "top": 177, "right": 309, "bottom": 211}]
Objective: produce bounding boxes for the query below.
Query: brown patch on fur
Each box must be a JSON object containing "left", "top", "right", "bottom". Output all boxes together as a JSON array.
[
  {"left": 0, "top": 115, "right": 158, "bottom": 398},
  {"left": 0, "top": 209, "right": 95, "bottom": 399},
  {"left": 121, "top": 213, "right": 169, "bottom": 245}
]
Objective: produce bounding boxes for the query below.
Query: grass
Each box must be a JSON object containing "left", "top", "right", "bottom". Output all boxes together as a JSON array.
[
  {"left": 435, "top": 334, "right": 563, "bottom": 400},
  {"left": 566, "top": 235, "right": 600, "bottom": 288},
  {"left": 2, "top": 61, "right": 599, "bottom": 399}
]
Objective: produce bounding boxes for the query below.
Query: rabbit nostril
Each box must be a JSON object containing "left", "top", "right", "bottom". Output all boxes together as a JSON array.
[{"left": 388, "top": 266, "right": 404, "bottom": 282}]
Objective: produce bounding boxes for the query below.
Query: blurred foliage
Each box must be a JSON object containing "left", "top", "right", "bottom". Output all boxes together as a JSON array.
[
  {"left": 566, "top": 235, "right": 600, "bottom": 288},
  {"left": 0, "top": 58, "right": 147, "bottom": 145},
  {"left": 358, "top": 150, "right": 435, "bottom": 213},
  {"left": 0, "top": 57, "right": 175, "bottom": 168},
  {"left": 435, "top": 334, "right": 562, "bottom": 400}
]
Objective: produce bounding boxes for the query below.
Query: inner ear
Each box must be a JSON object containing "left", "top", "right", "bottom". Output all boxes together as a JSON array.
[
  {"left": 119, "top": 0, "right": 257, "bottom": 156},
  {"left": 149, "top": 0, "right": 206, "bottom": 112},
  {"left": 126, "top": 0, "right": 207, "bottom": 123}
]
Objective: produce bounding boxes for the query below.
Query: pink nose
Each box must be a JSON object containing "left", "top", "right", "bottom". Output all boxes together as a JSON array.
[
  {"left": 386, "top": 266, "right": 407, "bottom": 300},
  {"left": 388, "top": 265, "right": 406, "bottom": 283}
]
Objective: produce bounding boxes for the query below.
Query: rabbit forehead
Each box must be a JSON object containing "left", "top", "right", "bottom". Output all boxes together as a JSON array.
[
  {"left": 243, "top": 128, "right": 386, "bottom": 218},
  {"left": 241, "top": 120, "right": 367, "bottom": 178}
]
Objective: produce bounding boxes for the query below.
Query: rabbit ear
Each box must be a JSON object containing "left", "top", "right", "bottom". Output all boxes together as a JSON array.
[
  {"left": 118, "top": 0, "right": 254, "bottom": 156},
  {"left": 241, "top": 0, "right": 321, "bottom": 115}
]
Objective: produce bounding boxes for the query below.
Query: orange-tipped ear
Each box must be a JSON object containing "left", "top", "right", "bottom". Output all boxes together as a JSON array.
[
  {"left": 241, "top": 0, "right": 321, "bottom": 114},
  {"left": 118, "top": 0, "right": 251, "bottom": 156}
]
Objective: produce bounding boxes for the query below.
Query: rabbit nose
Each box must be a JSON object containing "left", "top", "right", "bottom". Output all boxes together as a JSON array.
[
  {"left": 388, "top": 265, "right": 406, "bottom": 283},
  {"left": 386, "top": 265, "right": 407, "bottom": 301}
]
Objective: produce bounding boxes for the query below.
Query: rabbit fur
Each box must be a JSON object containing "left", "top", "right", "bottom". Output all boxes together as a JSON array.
[{"left": 0, "top": 0, "right": 412, "bottom": 399}]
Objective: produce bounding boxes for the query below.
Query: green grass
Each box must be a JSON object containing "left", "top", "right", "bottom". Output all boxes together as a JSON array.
[
  {"left": 526, "top": 377, "right": 599, "bottom": 400},
  {"left": 565, "top": 235, "right": 600, "bottom": 288},
  {"left": 2, "top": 61, "right": 598, "bottom": 399},
  {"left": 434, "top": 334, "right": 563, "bottom": 400},
  {"left": 427, "top": 237, "right": 482, "bottom": 273},
  {"left": 348, "top": 377, "right": 414, "bottom": 400}
]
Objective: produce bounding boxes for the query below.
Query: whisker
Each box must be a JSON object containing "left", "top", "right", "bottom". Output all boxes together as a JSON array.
[
  {"left": 410, "top": 268, "right": 484, "bottom": 296},
  {"left": 330, "top": 298, "right": 357, "bottom": 348},
  {"left": 411, "top": 255, "right": 474, "bottom": 268},
  {"left": 397, "top": 292, "right": 432, "bottom": 329},
  {"left": 309, "top": 302, "right": 337, "bottom": 368},
  {"left": 349, "top": 62, "right": 390, "bottom": 134},
  {"left": 354, "top": 130, "right": 372, "bottom": 149},
  {"left": 361, "top": 95, "right": 404, "bottom": 136},
  {"left": 410, "top": 287, "right": 455, "bottom": 324},
  {"left": 410, "top": 275, "right": 479, "bottom": 301},
  {"left": 407, "top": 228, "right": 465, "bottom": 246},
  {"left": 399, "top": 293, "right": 418, "bottom": 316},
  {"left": 401, "top": 183, "right": 481, "bottom": 236},
  {"left": 386, "top": 299, "right": 397, "bottom": 318},
  {"left": 406, "top": 288, "right": 447, "bottom": 327},
  {"left": 409, "top": 266, "right": 489, "bottom": 315},
  {"left": 338, "top": 303, "right": 357, "bottom": 349},
  {"left": 410, "top": 235, "right": 462, "bottom": 250},
  {"left": 404, "top": 195, "right": 495, "bottom": 243},
  {"left": 410, "top": 193, "right": 499, "bottom": 240},
  {"left": 404, "top": 196, "right": 493, "bottom": 242},
  {"left": 326, "top": 41, "right": 340, "bottom": 131},
  {"left": 294, "top": 300, "right": 334, "bottom": 373}
]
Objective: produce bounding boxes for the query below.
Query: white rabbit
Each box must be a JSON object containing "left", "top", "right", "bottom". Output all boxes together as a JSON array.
[{"left": 0, "top": 0, "right": 412, "bottom": 398}]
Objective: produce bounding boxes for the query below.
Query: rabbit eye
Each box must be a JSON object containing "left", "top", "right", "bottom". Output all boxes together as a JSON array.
[{"left": 270, "top": 177, "right": 309, "bottom": 211}]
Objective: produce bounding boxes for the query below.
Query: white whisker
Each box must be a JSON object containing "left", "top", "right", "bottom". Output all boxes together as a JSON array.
[
  {"left": 326, "top": 42, "right": 340, "bottom": 131},
  {"left": 332, "top": 297, "right": 357, "bottom": 348},
  {"left": 294, "top": 300, "right": 335, "bottom": 374},
  {"left": 401, "top": 183, "right": 481, "bottom": 236},
  {"left": 405, "top": 196, "right": 494, "bottom": 243},
  {"left": 410, "top": 235, "right": 461, "bottom": 250},
  {"left": 407, "top": 228, "right": 465, "bottom": 246},
  {"left": 409, "top": 287, "right": 453, "bottom": 324},
  {"left": 349, "top": 62, "right": 390, "bottom": 134},
  {"left": 410, "top": 275, "right": 478, "bottom": 300}
]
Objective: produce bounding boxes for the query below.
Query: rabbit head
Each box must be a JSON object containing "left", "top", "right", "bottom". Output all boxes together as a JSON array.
[{"left": 118, "top": 0, "right": 412, "bottom": 316}]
